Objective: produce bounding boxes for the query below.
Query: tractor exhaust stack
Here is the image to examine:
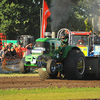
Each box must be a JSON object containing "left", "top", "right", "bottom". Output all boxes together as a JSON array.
[{"left": 52, "top": 32, "right": 56, "bottom": 38}]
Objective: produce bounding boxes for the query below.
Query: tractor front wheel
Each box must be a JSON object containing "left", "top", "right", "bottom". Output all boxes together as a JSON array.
[
  {"left": 46, "top": 59, "right": 58, "bottom": 79},
  {"left": 38, "top": 68, "right": 50, "bottom": 80}
]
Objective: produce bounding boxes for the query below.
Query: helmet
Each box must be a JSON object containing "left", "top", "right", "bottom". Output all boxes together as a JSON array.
[{"left": 61, "top": 33, "right": 66, "bottom": 37}]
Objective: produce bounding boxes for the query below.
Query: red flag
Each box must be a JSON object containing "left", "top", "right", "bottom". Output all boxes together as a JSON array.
[{"left": 41, "top": 0, "right": 51, "bottom": 38}]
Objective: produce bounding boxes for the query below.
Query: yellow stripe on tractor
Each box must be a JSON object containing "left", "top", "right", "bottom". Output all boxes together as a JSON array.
[{"left": 79, "top": 47, "right": 88, "bottom": 56}]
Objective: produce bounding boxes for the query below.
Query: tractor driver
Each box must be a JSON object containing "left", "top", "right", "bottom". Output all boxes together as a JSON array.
[
  {"left": 77, "top": 39, "right": 84, "bottom": 45},
  {"left": 61, "top": 33, "right": 68, "bottom": 47},
  {"left": 53, "top": 32, "right": 68, "bottom": 60},
  {"left": 77, "top": 36, "right": 85, "bottom": 46},
  {"left": 60, "top": 33, "right": 68, "bottom": 56}
]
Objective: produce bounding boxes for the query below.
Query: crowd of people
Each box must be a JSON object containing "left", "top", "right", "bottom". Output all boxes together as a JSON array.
[{"left": 0, "top": 42, "right": 33, "bottom": 63}]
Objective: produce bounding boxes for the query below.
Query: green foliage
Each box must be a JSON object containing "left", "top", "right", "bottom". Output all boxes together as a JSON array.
[
  {"left": 0, "top": 0, "right": 46, "bottom": 40},
  {"left": 0, "top": 0, "right": 18, "bottom": 38},
  {"left": 0, "top": 0, "right": 99, "bottom": 40},
  {"left": 58, "top": 0, "right": 99, "bottom": 32},
  {"left": 59, "top": 11, "right": 86, "bottom": 31},
  {"left": 85, "top": 18, "right": 92, "bottom": 31}
]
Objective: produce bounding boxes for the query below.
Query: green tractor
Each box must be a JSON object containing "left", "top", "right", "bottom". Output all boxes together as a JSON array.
[{"left": 19, "top": 28, "right": 86, "bottom": 80}]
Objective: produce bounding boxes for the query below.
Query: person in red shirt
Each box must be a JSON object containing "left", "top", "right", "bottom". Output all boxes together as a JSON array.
[{"left": 15, "top": 44, "right": 23, "bottom": 58}]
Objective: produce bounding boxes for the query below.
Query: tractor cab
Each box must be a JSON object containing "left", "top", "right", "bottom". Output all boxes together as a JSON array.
[
  {"left": 71, "top": 31, "right": 91, "bottom": 47},
  {"left": 57, "top": 29, "right": 91, "bottom": 56},
  {"left": 70, "top": 31, "right": 91, "bottom": 56}
]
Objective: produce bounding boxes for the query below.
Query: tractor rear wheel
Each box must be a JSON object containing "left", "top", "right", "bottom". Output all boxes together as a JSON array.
[
  {"left": 19, "top": 58, "right": 30, "bottom": 73},
  {"left": 64, "top": 49, "right": 86, "bottom": 79},
  {"left": 46, "top": 59, "right": 58, "bottom": 79}
]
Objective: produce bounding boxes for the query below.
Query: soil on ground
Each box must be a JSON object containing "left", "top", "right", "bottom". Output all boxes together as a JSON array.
[{"left": 0, "top": 76, "right": 100, "bottom": 90}]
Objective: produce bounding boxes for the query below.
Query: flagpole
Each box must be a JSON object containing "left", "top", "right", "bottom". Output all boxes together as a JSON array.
[
  {"left": 40, "top": 8, "right": 42, "bottom": 38},
  {"left": 40, "top": 0, "right": 44, "bottom": 38}
]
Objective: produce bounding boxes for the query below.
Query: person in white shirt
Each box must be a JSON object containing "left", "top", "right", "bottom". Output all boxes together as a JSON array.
[{"left": 0, "top": 47, "right": 5, "bottom": 62}]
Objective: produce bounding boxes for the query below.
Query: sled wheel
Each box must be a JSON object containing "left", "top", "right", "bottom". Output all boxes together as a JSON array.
[{"left": 19, "top": 58, "right": 30, "bottom": 73}]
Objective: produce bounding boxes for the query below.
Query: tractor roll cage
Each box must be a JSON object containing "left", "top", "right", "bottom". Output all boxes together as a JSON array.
[
  {"left": 57, "top": 28, "right": 91, "bottom": 46},
  {"left": 57, "top": 28, "right": 72, "bottom": 46}
]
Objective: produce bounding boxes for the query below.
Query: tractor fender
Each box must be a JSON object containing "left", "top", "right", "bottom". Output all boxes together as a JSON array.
[{"left": 62, "top": 46, "right": 80, "bottom": 58}]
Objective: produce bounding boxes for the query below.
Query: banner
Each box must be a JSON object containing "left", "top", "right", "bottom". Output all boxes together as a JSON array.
[
  {"left": 41, "top": 0, "right": 51, "bottom": 38},
  {"left": 2, "top": 58, "right": 21, "bottom": 71}
]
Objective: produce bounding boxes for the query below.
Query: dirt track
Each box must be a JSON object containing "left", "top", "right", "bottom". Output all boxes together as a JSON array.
[{"left": 0, "top": 76, "right": 100, "bottom": 90}]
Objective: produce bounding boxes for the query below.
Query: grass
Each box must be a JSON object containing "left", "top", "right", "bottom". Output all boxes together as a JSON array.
[
  {"left": 0, "top": 73, "right": 39, "bottom": 77},
  {"left": 0, "top": 87, "right": 100, "bottom": 100},
  {"left": 0, "top": 72, "right": 100, "bottom": 100},
  {"left": 0, "top": 70, "right": 39, "bottom": 77}
]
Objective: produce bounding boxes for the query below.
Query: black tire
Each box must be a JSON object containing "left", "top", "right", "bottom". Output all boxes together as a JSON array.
[
  {"left": 38, "top": 68, "right": 50, "bottom": 80},
  {"left": 19, "top": 58, "right": 30, "bottom": 73},
  {"left": 46, "top": 59, "right": 58, "bottom": 79},
  {"left": 64, "top": 49, "right": 86, "bottom": 79},
  {"left": 49, "top": 71, "right": 58, "bottom": 79},
  {"left": 46, "top": 59, "right": 57, "bottom": 74}
]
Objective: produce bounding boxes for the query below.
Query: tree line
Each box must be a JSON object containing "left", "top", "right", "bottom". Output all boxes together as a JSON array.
[{"left": 0, "top": 0, "right": 99, "bottom": 40}]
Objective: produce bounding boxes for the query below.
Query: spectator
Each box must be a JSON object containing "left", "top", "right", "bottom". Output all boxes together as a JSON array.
[
  {"left": 4, "top": 44, "right": 8, "bottom": 52},
  {"left": 8, "top": 43, "right": 12, "bottom": 48},
  {"left": 11, "top": 47, "right": 17, "bottom": 57},
  {"left": 0, "top": 47, "right": 5, "bottom": 62},
  {"left": 5, "top": 47, "right": 12, "bottom": 58},
  {"left": 15, "top": 44, "right": 23, "bottom": 58},
  {"left": 13, "top": 45, "right": 17, "bottom": 49},
  {"left": 25, "top": 43, "right": 33, "bottom": 55}
]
